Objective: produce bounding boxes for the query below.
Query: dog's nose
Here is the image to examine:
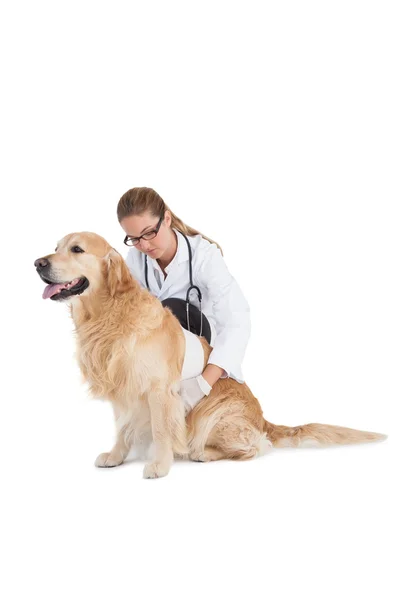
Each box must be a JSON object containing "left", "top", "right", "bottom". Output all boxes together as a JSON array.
[{"left": 34, "top": 257, "right": 49, "bottom": 269}]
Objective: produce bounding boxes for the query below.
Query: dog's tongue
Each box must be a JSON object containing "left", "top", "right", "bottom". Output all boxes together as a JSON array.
[{"left": 42, "top": 282, "right": 66, "bottom": 299}]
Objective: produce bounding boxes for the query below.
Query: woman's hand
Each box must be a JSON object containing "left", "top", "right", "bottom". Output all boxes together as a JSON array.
[
  {"left": 179, "top": 375, "right": 212, "bottom": 411},
  {"left": 179, "top": 364, "right": 227, "bottom": 411}
]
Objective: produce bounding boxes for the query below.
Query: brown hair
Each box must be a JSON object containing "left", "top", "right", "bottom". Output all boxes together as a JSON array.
[{"left": 117, "top": 187, "right": 223, "bottom": 254}]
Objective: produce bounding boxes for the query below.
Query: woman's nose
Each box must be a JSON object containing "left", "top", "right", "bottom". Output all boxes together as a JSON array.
[
  {"left": 34, "top": 257, "right": 49, "bottom": 269},
  {"left": 140, "top": 240, "right": 151, "bottom": 251}
]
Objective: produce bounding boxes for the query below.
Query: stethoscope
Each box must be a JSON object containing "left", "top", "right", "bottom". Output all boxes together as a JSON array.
[{"left": 144, "top": 231, "right": 204, "bottom": 337}]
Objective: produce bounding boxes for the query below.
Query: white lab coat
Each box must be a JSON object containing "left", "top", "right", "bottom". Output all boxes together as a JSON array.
[{"left": 125, "top": 228, "right": 251, "bottom": 383}]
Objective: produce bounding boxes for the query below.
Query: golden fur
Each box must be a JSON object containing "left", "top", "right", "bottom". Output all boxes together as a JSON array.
[{"left": 37, "top": 232, "right": 387, "bottom": 478}]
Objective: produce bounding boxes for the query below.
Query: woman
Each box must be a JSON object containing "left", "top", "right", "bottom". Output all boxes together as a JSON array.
[{"left": 117, "top": 187, "right": 251, "bottom": 408}]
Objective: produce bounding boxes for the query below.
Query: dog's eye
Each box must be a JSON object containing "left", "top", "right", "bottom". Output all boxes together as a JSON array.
[{"left": 71, "top": 246, "right": 84, "bottom": 253}]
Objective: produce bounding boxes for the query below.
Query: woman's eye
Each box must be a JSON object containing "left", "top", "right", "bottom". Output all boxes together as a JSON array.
[{"left": 71, "top": 246, "right": 84, "bottom": 253}]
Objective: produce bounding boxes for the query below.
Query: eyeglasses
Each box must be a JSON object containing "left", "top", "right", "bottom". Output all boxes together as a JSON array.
[{"left": 124, "top": 214, "right": 164, "bottom": 247}]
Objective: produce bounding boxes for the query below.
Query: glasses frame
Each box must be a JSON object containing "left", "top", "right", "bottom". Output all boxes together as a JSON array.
[{"left": 123, "top": 213, "right": 164, "bottom": 247}]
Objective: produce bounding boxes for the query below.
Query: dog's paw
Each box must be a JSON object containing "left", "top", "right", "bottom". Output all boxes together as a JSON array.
[
  {"left": 143, "top": 461, "right": 170, "bottom": 479},
  {"left": 189, "top": 451, "right": 209, "bottom": 463},
  {"left": 95, "top": 452, "right": 123, "bottom": 468}
]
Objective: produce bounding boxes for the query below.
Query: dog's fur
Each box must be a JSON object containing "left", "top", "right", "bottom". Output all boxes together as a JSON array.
[{"left": 36, "top": 232, "right": 386, "bottom": 478}]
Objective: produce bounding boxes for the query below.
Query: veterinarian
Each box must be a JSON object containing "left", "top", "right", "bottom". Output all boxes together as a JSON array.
[{"left": 117, "top": 186, "right": 251, "bottom": 408}]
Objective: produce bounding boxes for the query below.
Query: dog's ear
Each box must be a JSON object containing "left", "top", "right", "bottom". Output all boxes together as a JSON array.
[{"left": 105, "top": 248, "right": 133, "bottom": 297}]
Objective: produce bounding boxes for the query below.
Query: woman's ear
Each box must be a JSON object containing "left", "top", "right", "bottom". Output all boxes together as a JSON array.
[
  {"left": 164, "top": 209, "right": 172, "bottom": 228},
  {"left": 105, "top": 248, "right": 133, "bottom": 296}
]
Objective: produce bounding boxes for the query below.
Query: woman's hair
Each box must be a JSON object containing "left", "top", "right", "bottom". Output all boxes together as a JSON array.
[{"left": 117, "top": 187, "right": 223, "bottom": 253}]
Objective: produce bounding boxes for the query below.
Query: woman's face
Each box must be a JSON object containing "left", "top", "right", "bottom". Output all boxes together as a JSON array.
[{"left": 120, "top": 210, "right": 173, "bottom": 259}]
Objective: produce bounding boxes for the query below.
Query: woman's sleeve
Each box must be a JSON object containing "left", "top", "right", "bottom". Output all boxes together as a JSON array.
[
  {"left": 197, "top": 244, "right": 251, "bottom": 383},
  {"left": 125, "top": 249, "right": 146, "bottom": 289}
]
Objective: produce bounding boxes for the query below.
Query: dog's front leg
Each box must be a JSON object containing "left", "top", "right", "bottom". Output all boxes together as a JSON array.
[
  {"left": 95, "top": 406, "right": 132, "bottom": 468},
  {"left": 95, "top": 431, "right": 131, "bottom": 468},
  {"left": 144, "top": 384, "right": 187, "bottom": 479}
]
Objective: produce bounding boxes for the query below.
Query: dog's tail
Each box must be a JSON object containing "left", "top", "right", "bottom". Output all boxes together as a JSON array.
[{"left": 263, "top": 420, "right": 387, "bottom": 448}]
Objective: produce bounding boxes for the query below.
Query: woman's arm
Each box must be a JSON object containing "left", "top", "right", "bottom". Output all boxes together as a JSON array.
[
  {"left": 198, "top": 243, "right": 251, "bottom": 384},
  {"left": 202, "top": 363, "right": 225, "bottom": 387},
  {"left": 125, "top": 248, "right": 147, "bottom": 289}
]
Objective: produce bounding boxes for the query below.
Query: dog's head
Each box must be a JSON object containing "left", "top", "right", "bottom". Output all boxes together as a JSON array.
[{"left": 35, "top": 232, "right": 133, "bottom": 302}]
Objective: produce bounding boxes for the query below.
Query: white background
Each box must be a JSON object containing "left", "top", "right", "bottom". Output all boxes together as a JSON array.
[{"left": 1, "top": 1, "right": 399, "bottom": 599}]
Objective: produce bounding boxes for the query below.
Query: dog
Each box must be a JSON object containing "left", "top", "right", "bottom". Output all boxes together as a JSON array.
[{"left": 35, "top": 231, "right": 386, "bottom": 478}]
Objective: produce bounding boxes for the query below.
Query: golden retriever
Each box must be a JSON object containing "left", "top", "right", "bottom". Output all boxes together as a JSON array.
[{"left": 34, "top": 232, "right": 386, "bottom": 478}]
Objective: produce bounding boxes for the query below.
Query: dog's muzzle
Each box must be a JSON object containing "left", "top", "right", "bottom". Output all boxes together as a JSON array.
[{"left": 35, "top": 257, "right": 89, "bottom": 301}]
